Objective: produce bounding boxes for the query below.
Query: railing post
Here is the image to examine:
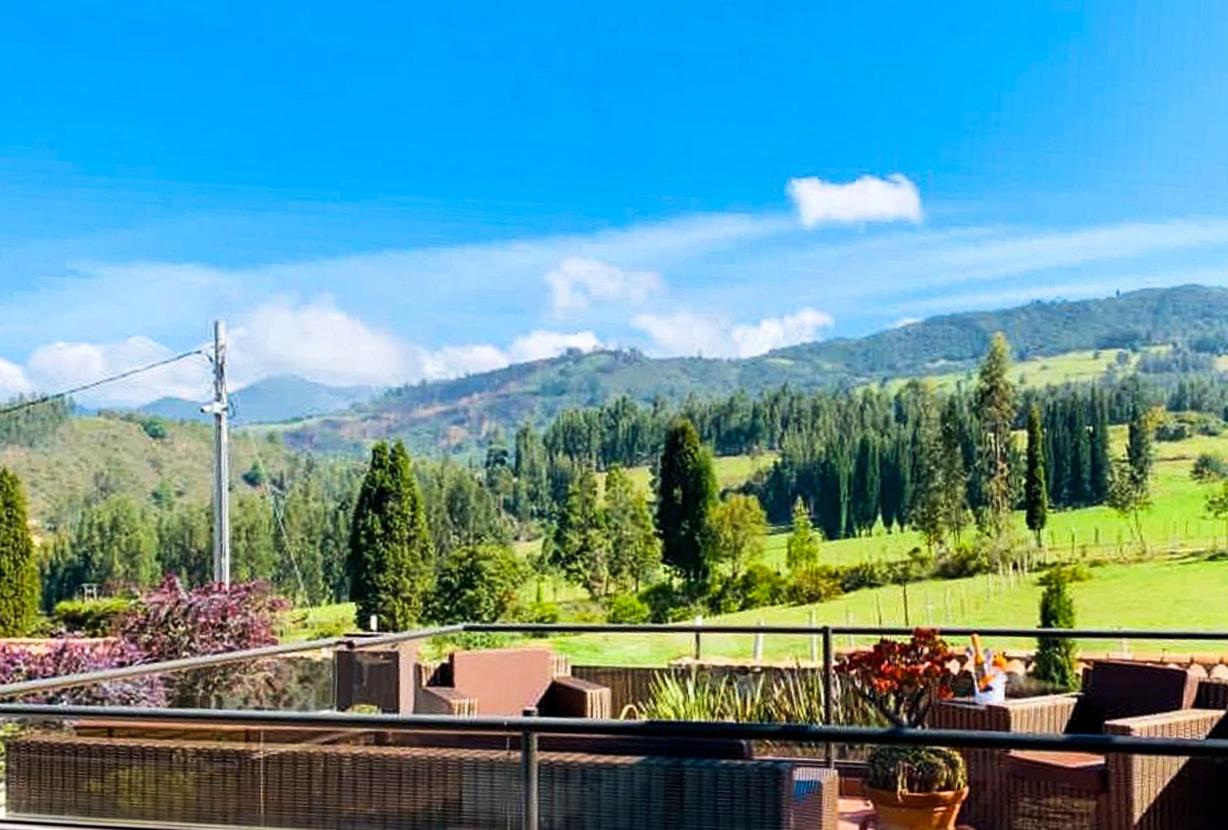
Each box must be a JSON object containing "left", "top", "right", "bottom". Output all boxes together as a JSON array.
[
  {"left": 822, "top": 625, "right": 834, "bottom": 768},
  {"left": 694, "top": 615, "right": 703, "bottom": 662},
  {"left": 521, "top": 706, "right": 539, "bottom": 830}
]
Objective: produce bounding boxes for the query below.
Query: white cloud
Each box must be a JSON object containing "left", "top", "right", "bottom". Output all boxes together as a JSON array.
[
  {"left": 545, "top": 257, "right": 663, "bottom": 312},
  {"left": 0, "top": 358, "right": 32, "bottom": 400},
  {"left": 229, "top": 299, "right": 413, "bottom": 388},
  {"left": 786, "top": 174, "right": 923, "bottom": 228},
  {"left": 507, "top": 330, "right": 603, "bottom": 362},
  {"left": 632, "top": 307, "right": 833, "bottom": 358},
  {"left": 24, "top": 336, "right": 210, "bottom": 407},
  {"left": 891, "top": 317, "right": 921, "bottom": 329}
]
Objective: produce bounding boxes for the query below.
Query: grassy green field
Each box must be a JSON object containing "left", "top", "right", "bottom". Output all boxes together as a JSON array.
[
  {"left": 546, "top": 554, "right": 1228, "bottom": 665},
  {"left": 884, "top": 349, "right": 1134, "bottom": 394}
]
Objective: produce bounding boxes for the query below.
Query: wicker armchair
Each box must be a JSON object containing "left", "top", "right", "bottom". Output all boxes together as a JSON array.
[
  {"left": 930, "top": 661, "right": 1225, "bottom": 830},
  {"left": 415, "top": 647, "right": 611, "bottom": 718}
]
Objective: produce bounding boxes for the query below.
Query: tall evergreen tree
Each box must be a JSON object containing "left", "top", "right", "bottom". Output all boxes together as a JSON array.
[
  {"left": 1088, "top": 388, "right": 1111, "bottom": 503},
  {"left": 785, "top": 497, "right": 821, "bottom": 571},
  {"left": 851, "top": 434, "right": 881, "bottom": 535},
  {"left": 654, "top": 418, "right": 717, "bottom": 595},
  {"left": 347, "top": 441, "right": 434, "bottom": 631},
  {"left": 974, "top": 333, "right": 1018, "bottom": 548},
  {"left": 1025, "top": 404, "right": 1049, "bottom": 547},
  {"left": 938, "top": 396, "right": 970, "bottom": 544},
  {"left": 0, "top": 468, "right": 39, "bottom": 636}
]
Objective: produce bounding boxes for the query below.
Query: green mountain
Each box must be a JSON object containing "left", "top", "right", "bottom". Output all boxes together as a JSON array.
[
  {"left": 280, "top": 285, "right": 1228, "bottom": 454},
  {"left": 141, "top": 375, "right": 378, "bottom": 425}
]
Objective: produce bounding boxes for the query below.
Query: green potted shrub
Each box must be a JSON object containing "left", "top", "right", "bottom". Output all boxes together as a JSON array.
[{"left": 836, "top": 629, "right": 967, "bottom": 830}]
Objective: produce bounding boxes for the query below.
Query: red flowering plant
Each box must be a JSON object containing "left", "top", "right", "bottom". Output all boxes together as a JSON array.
[
  {"left": 835, "top": 628, "right": 955, "bottom": 729},
  {"left": 836, "top": 629, "right": 966, "bottom": 794}
]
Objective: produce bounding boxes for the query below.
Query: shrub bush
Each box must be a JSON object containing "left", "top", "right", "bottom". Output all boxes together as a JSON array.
[
  {"left": 1192, "top": 452, "right": 1228, "bottom": 482},
  {"left": 838, "top": 561, "right": 891, "bottom": 593},
  {"left": 640, "top": 581, "right": 682, "bottom": 623},
  {"left": 119, "top": 576, "right": 288, "bottom": 707},
  {"left": 788, "top": 566, "right": 843, "bottom": 604},
  {"left": 518, "top": 600, "right": 561, "bottom": 624},
  {"left": 0, "top": 638, "right": 165, "bottom": 706},
  {"left": 51, "top": 596, "right": 136, "bottom": 636},
  {"left": 933, "top": 541, "right": 991, "bottom": 579},
  {"left": 605, "top": 593, "right": 651, "bottom": 624}
]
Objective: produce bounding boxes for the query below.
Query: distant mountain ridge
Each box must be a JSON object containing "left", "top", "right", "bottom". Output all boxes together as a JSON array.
[
  {"left": 141, "top": 375, "right": 378, "bottom": 425},
  {"left": 279, "top": 284, "right": 1228, "bottom": 454}
]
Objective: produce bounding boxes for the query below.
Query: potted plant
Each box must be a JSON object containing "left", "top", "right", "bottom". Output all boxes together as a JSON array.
[{"left": 837, "top": 629, "right": 968, "bottom": 830}]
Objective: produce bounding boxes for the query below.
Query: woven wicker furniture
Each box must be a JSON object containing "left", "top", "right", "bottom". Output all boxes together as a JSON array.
[
  {"left": 930, "top": 661, "right": 1225, "bottom": 830},
  {"left": 415, "top": 647, "right": 612, "bottom": 718},
  {"left": 4, "top": 729, "right": 839, "bottom": 830}
]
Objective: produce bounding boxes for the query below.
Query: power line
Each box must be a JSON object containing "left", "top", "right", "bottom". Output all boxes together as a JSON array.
[{"left": 0, "top": 348, "right": 208, "bottom": 419}]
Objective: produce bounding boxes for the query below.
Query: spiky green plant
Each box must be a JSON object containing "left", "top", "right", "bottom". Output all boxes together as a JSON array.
[{"left": 866, "top": 745, "right": 967, "bottom": 793}]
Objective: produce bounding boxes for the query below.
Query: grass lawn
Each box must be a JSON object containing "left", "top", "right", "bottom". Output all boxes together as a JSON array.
[{"left": 546, "top": 553, "right": 1228, "bottom": 666}]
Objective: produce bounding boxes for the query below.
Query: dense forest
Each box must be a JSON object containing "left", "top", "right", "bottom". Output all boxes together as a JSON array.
[{"left": 280, "top": 285, "right": 1228, "bottom": 454}]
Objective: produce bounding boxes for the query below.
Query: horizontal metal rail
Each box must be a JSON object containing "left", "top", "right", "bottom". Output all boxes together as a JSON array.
[
  {"left": 0, "top": 703, "right": 1226, "bottom": 759},
  {"left": 469, "top": 622, "right": 1228, "bottom": 640},
  {"left": 1, "top": 620, "right": 1224, "bottom": 700},
  {"left": 0, "top": 624, "right": 464, "bottom": 700}
]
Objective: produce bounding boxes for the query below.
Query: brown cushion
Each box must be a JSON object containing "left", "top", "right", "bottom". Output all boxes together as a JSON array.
[
  {"left": 1005, "top": 749, "right": 1108, "bottom": 792},
  {"left": 448, "top": 648, "right": 556, "bottom": 716},
  {"left": 1068, "top": 661, "right": 1198, "bottom": 733}
]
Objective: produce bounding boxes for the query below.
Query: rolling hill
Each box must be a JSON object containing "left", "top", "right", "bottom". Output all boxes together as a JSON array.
[
  {"left": 141, "top": 375, "right": 378, "bottom": 425},
  {"left": 279, "top": 285, "right": 1228, "bottom": 454}
]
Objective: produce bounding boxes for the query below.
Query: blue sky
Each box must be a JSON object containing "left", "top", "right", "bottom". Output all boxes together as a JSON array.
[{"left": 3, "top": 2, "right": 1228, "bottom": 403}]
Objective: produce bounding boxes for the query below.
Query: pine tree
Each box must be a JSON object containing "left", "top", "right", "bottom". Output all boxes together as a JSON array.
[
  {"left": 786, "top": 497, "right": 821, "bottom": 571},
  {"left": 1025, "top": 404, "right": 1049, "bottom": 547},
  {"left": 347, "top": 441, "right": 434, "bottom": 631},
  {"left": 974, "top": 333, "right": 1018, "bottom": 549},
  {"left": 0, "top": 468, "right": 39, "bottom": 636},
  {"left": 655, "top": 418, "right": 717, "bottom": 596}
]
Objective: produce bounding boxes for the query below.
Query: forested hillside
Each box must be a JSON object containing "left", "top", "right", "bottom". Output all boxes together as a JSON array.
[{"left": 281, "top": 285, "right": 1228, "bottom": 454}]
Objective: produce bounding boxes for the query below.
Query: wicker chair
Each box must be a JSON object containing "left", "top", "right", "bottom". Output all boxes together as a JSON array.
[
  {"left": 930, "top": 661, "right": 1225, "bottom": 830},
  {"left": 415, "top": 647, "right": 612, "bottom": 718}
]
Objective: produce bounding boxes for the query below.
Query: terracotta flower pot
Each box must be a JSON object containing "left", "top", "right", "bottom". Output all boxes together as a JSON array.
[{"left": 863, "top": 785, "right": 968, "bottom": 830}]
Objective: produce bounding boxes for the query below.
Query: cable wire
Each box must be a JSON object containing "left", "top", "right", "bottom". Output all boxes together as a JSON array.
[{"left": 0, "top": 348, "right": 208, "bottom": 418}]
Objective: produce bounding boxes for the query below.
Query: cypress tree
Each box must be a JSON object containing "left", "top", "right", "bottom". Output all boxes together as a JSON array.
[
  {"left": 786, "top": 496, "right": 821, "bottom": 571},
  {"left": 0, "top": 468, "right": 39, "bottom": 636},
  {"left": 347, "top": 441, "right": 434, "bottom": 631},
  {"left": 851, "top": 434, "right": 881, "bottom": 535},
  {"left": 1033, "top": 568, "right": 1079, "bottom": 691},
  {"left": 654, "top": 419, "right": 717, "bottom": 595},
  {"left": 878, "top": 435, "right": 903, "bottom": 532},
  {"left": 1089, "top": 389, "right": 1111, "bottom": 503},
  {"left": 1025, "top": 405, "right": 1049, "bottom": 547},
  {"left": 1067, "top": 396, "right": 1091, "bottom": 505}
]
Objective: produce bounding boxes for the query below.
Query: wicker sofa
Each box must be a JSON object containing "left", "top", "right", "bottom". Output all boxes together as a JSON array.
[
  {"left": 930, "top": 662, "right": 1226, "bottom": 830},
  {"left": 4, "top": 727, "right": 838, "bottom": 830},
  {"left": 414, "top": 647, "right": 612, "bottom": 718}
]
